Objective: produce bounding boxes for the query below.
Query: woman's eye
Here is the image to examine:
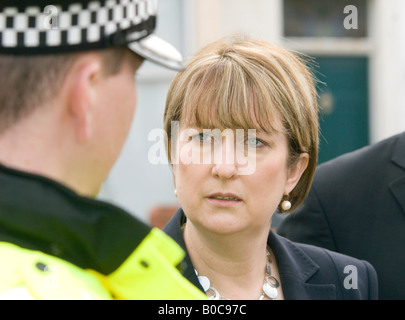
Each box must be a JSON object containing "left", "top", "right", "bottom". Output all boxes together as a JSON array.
[
  {"left": 246, "top": 137, "right": 264, "bottom": 147},
  {"left": 193, "top": 133, "right": 213, "bottom": 143}
]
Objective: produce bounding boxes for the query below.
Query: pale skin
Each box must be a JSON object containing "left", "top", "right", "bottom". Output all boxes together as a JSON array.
[
  {"left": 0, "top": 50, "right": 142, "bottom": 197},
  {"left": 173, "top": 116, "right": 309, "bottom": 300}
]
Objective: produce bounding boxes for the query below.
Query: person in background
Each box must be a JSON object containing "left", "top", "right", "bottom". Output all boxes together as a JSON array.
[
  {"left": 0, "top": 0, "right": 205, "bottom": 300},
  {"left": 278, "top": 131, "right": 405, "bottom": 299},
  {"left": 162, "top": 35, "right": 378, "bottom": 300}
]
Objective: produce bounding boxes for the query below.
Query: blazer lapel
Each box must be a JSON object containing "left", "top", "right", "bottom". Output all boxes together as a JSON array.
[
  {"left": 268, "top": 232, "right": 336, "bottom": 299},
  {"left": 390, "top": 132, "right": 405, "bottom": 214}
]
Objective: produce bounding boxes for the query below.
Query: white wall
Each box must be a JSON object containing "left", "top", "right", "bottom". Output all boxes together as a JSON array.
[
  {"left": 189, "top": 0, "right": 283, "bottom": 50},
  {"left": 399, "top": 0, "right": 405, "bottom": 134},
  {"left": 97, "top": 0, "right": 183, "bottom": 222},
  {"left": 369, "top": 0, "right": 405, "bottom": 142}
]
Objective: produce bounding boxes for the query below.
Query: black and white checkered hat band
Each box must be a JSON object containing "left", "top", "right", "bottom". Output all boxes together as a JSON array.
[{"left": 0, "top": 0, "right": 157, "bottom": 54}]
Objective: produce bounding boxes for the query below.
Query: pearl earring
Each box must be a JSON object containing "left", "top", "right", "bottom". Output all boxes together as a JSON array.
[
  {"left": 174, "top": 189, "right": 178, "bottom": 197},
  {"left": 281, "top": 195, "right": 291, "bottom": 211}
]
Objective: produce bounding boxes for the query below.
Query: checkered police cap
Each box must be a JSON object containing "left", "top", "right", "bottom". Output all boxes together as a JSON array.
[{"left": 0, "top": 0, "right": 184, "bottom": 70}]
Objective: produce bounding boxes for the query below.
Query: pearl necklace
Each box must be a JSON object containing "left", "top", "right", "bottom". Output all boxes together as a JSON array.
[{"left": 195, "top": 249, "right": 280, "bottom": 300}]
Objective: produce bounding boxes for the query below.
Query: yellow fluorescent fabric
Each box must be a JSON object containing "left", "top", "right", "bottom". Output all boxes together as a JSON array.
[
  {"left": 93, "top": 228, "right": 206, "bottom": 300},
  {"left": 0, "top": 228, "right": 206, "bottom": 300},
  {"left": 0, "top": 242, "right": 110, "bottom": 300}
]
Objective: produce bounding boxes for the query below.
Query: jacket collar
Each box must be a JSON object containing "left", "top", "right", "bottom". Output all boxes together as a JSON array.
[
  {"left": 267, "top": 231, "right": 336, "bottom": 299},
  {"left": 391, "top": 131, "right": 405, "bottom": 169},
  {"left": 163, "top": 208, "right": 336, "bottom": 299},
  {"left": 390, "top": 132, "right": 405, "bottom": 214},
  {"left": 0, "top": 163, "right": 151, "bottom": 275},
  {"left": 162, "top": 210, "right": 198, "bottom": 283}
]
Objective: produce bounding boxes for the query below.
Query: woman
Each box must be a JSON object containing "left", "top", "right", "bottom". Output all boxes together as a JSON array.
[{"left": 163, "top": 35, "right": 378, "bottom": 300}]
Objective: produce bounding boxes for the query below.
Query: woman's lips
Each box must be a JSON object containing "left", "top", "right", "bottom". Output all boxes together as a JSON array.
[{"left": 207, "top": 193, "right": 242, "bottom": 207}]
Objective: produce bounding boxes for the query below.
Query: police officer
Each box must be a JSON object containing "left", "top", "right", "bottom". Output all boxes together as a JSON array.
[{"left": 0, "top": 0, "right": 205, "bottom": 300}]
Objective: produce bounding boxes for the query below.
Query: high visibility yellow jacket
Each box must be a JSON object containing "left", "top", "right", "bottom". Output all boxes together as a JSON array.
[
  {"left": 0, "top": 229, "right": 206, "bottom": 300},
  {"left": 0, "top": 163, "right": 206, "bottom": 300}
]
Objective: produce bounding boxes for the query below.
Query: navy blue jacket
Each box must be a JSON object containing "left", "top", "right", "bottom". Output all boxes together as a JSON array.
[
  {"left": 278, "top": 132, "right": 405, "bottom": 299},
  {"left": 163, "top": 209, "right": 378, "bottom": 300}
]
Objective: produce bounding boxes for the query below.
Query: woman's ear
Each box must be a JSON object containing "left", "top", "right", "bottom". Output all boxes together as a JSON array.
[
  {"left": 285, "top": 153, "right": 309, "bottom": 194},
  {"left": 63, "top": 54, "right": 103, "bottom": 142}
]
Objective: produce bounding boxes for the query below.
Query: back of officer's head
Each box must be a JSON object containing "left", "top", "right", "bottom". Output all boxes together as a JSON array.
[
  {"left": 0, "top": 0, "right": 183, "bottom": 134},
  {"left": 0, "top": 0, "right": 184, "bottom": 195},
  {"left": 0, "top": 48, "right": 129, "bottom": 134}
]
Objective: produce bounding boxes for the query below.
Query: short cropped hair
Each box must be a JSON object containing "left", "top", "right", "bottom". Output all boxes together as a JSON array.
[
  {"left": 0, "top": 47, "right": 127, "bottom": 134},
  {"left": 164, "top": 35, "right": 319, "bottom": 212}
]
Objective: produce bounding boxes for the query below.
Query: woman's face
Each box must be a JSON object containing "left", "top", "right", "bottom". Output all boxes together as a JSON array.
[{"left": 172, "top": 112, "right": 308, "bottom": 237}]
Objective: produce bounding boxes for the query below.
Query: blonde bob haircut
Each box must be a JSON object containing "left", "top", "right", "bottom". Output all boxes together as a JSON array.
[{"left": 164, "top": 35, "right": 319, "bottom": 212}]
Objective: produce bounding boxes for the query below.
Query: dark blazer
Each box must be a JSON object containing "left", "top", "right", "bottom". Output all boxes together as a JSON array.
[
  {"left": 163, "top": 209, "right": 378, "bottom": 300},
  {"left": 278, "top": 131, "right": 405, "bottom": 299}
]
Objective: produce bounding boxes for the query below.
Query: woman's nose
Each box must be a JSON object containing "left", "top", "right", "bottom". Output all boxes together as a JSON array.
[
  {"left": 211, "top": 134, "right": 238, "bottom": 179},
  {"left": 212, "top": 162, "right": 238, "bottom": 179}
]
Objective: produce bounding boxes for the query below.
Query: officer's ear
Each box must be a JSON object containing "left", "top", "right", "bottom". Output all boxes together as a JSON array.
[{"left": 63, "top": 53, "right": 104, "bottom": 142}]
